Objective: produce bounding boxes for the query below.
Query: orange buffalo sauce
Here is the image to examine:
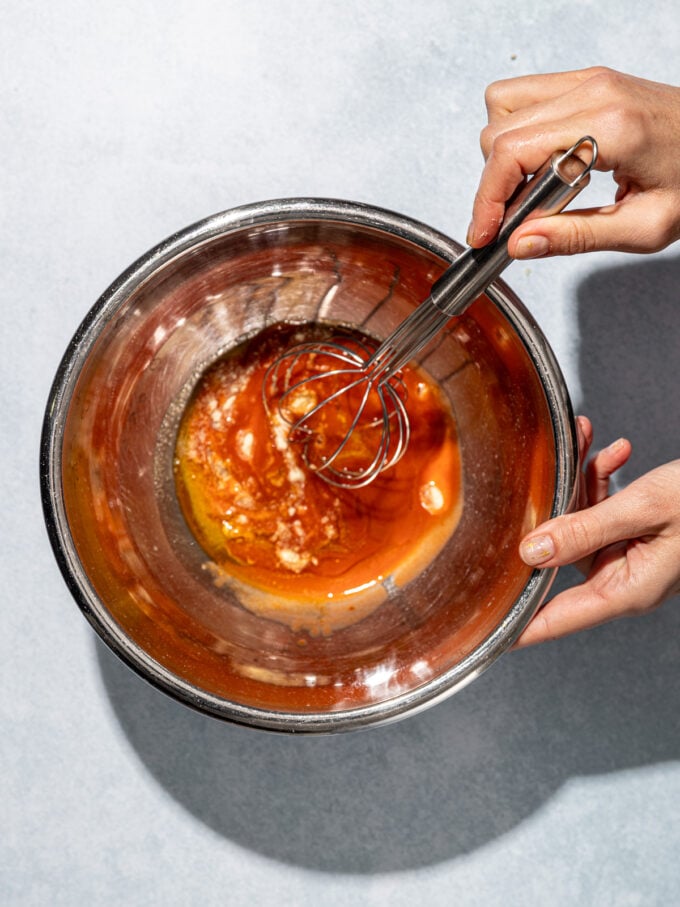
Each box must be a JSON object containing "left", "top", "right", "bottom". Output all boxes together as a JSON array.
[{"left": 174, "top": 323, "right": 462, "bottom": 634}]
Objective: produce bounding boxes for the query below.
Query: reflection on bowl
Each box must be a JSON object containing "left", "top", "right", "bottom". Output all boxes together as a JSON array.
[{"left": 41, "top": 199, "right": 577, "bottom": 733}]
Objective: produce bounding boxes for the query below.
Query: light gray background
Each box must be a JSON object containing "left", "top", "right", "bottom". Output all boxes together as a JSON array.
[{"left": 3, "top": 2, "right": 679, "bottom": 904}]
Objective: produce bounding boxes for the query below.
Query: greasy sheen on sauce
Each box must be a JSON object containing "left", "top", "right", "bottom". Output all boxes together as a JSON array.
[{"left": 173, "top": 323, "right": 462, "bottom": 633}]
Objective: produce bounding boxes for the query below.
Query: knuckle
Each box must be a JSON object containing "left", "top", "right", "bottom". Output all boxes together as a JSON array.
[
  {"left": 628, "top": 598, "right": 659, "bottom": 619},
  {"left": 653, "top": 225, "right": 679, "bottom": 252},
  {"left": 643, "top": 198, "right": 680, "bottom": 251},
  {"left": 530, "top": 610, "right": 554, "bottom": 643},
  {"left": 485, "top": 129, "right": 529, "bottom": 178},
  {"left": 492, "top": 129, "right": 519, "bottom": 160},
  {"left": 479, "top": 122, "right": 497, "bottom": 157},
  {"left": 588, "top": 64, "right": 616, "bottom": 79},
  {"left": 626, "top": 474, "right": 667, "bottom": 521},
  {"left": 583, "top": 64, "right": 614, "bottom": 79},
  {"left": 640, "top": 234, "right": 672, "bottom": 255},
  {"left": 563, "top": 513, "right": 605, "bottom": 555},
  {"left": 562, "top": 218, "right": 598, "bottom": 255},
  {"left": 484, "top": 79, "right": 507, "bottom": 112},
  {"left": 627, "top": 230, "right": 667, "bottom": 255},
  {"left": 583, "top": 66, "right": 625, "bottom": 100},
  {"left": 579, "top": 68, "right": 648, "bottom": 144},
  {"left": 623, "top": 573, "right": 667, "bottom": 617},
  {"left": 604, "top": 102, "right": 646, "bottom": 146},
  {"left": 479, "top": 123, "right": 513, "bottom": 160},
  {"left": 554, "top": 66, "right": 653, "bottom": 163}
]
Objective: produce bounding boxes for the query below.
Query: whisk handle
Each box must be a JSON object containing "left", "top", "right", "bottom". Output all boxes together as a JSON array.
[{"left": 430, "top": 136, "right": 598, "bottom": 317}]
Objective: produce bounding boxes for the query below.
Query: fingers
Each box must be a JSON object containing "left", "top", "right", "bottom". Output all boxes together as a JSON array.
[
  {"left": 522, "top": 459, "right": 680, "bottom": 570},
  {"left": 506, "top": 193, "right": 680, "bottom": 258},
  {"left": 520, "top": 472, "right": 642, "bottom": 569},
  {"left": 467, "top": 150, "right": 526, "bottom": 247},
  {"left": 484, "top": 68, "right": 603, "bottom": 119},
  {"left": 468, "top": 126, "right": 604, "bottom": 249},
  {"left": 575, "top": 415, "right": 593, "bottom": 464},
  {"left": 467, "top": 126, "right": 585, "bottom": 248},
  {"left": 514, "top": 460, "right": 680, "bottom": 647},
  {"left": 514, "top": 550, "right": 628, "bottom": 647},
  {"left": 514, "top": 538, "right": 678, "bottom": 648},
  {"left": 586, "top": 437, "right": 632, "bottom": 505},
  {"left": 512, "top": 567, "right": 629, "bottom": 648}
]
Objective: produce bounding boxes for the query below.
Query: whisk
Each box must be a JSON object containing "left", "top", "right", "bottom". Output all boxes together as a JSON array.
[{"left": 263, "top": 137, "right": 598, "bottom": 488}]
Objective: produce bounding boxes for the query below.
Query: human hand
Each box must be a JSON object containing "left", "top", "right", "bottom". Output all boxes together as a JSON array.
[
  {"left": 515, "top": 416, "right": 680, "bottom": 647},
  {"left": 468, "top": 67, "right": 680, "bottom": 258}
]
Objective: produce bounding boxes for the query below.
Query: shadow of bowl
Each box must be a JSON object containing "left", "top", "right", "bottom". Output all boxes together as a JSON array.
[
  {"left": 96, "top": 563, "right": 680, "bottom": 872},
  {"left": 94, "top": 252, "right": 680, "bottom": 871}
]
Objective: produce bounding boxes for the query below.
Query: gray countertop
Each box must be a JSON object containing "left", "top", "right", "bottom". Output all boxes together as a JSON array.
[{"left": 3, "top": 2, "right": 679, "bottom": 904}]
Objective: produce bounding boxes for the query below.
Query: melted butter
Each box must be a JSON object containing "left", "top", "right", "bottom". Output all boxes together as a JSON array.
[{"left": 174, "top": 323, "right": 463, "bottom": 634}]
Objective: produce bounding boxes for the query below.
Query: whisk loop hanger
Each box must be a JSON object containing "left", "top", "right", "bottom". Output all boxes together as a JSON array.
[{"left": 264, "top": 137, "right": 598, "bottom": 488}]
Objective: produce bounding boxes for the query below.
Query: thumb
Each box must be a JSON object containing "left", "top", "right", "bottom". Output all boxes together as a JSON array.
[
  {"left": 509, "top": 196, "right": 675, "bottom": 258},
  {"left": 520, "top": 490, "right": 645, "bottom": 568}
]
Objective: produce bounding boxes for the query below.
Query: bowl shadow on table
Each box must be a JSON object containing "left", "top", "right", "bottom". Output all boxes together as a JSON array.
[{"left": 96, "top": 254, "right": 680, "bottom": 874}]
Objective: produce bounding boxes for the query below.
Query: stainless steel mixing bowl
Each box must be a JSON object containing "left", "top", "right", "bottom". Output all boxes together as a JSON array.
[{"left": 41, "top": 198, "right": 577, "bottom": 733}]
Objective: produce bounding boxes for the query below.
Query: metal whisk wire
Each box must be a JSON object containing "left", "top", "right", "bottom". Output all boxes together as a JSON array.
[
  {"left": 264, "top": 137, "right": 598, "bottom": 488},
  {"left": 265, "top": 335, "right": 411, "bottom": 487}
]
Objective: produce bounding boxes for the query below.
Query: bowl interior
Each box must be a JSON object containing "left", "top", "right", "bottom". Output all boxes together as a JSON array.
[{"left": 52, "top": 210, "right": 567, "bottom": 729}]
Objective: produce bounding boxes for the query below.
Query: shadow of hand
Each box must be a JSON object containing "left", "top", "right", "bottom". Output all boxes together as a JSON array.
[{"left": 576, "top": 253, "right": 680, "bottom": 477}]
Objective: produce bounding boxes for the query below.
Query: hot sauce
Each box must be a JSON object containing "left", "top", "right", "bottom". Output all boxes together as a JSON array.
[{"left": 174, "top": 323, "right": 462, "bottom": 633}]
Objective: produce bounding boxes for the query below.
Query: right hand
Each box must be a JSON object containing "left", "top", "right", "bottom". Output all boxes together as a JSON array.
[{"left": 467, "top": 67, "right": 680, "bottom": 258}]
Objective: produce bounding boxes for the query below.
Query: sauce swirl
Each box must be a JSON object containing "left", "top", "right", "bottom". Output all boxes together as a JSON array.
[{"left": 174, "top": 323, "right": 462, "bottom": 633}]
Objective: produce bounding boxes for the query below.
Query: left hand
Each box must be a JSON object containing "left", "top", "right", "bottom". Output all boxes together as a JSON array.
[{"left": 515, "top": 416, "right": 680, "bottom": 647}]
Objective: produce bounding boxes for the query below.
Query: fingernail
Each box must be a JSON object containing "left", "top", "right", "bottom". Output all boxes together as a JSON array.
[
  {"left": 466, "top": 221, "right": 475, "bottom": 246},
  {"left": 520, "top": 534, "right": 555, "bottom": 566},
  {"left": 514, "top": 235, "right": 551, "bottom": 259},
  {"left": 605, "top": 437, "right": 626, "bottom": 453}
]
